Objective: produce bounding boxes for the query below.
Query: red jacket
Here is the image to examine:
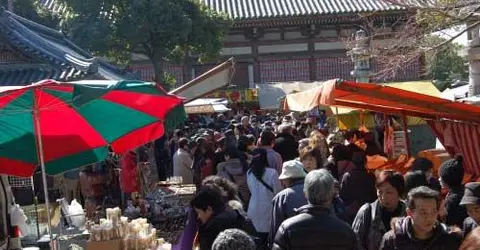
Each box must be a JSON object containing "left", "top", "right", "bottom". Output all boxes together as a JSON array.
[{"left": 121, "top": 151, "right": 139, "bottom": 193}]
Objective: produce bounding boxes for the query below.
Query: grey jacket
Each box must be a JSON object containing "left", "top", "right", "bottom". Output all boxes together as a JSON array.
[
  {"left": 352, "top": 200, "right": 407, "bottom": 250},
  {"left": 268, "top": 180, "right": 307, "bottom": 246}
]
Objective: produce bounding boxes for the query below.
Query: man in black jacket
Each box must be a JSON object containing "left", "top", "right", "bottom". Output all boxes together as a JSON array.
[
  {"left": 380, "top": 186, "right": 462, "bottom": 250},
  {"left": 272, "top": 169, "right": 357, "bottom": 250},
  {"left": 273, "top": 124, "right": 299, "bottom": 162}
]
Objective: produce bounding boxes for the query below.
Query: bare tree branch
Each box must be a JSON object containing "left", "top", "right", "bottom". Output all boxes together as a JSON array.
[{"left": 343, "top": 0, "right": 480, "bottom": 81}]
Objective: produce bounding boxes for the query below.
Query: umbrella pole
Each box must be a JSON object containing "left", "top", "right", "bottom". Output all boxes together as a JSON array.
[
  {"left": 34, "top": 110, "right": 54, "bottom": 243},
  {"left": 31, "top": 176, "right": 40, "bottom": 240}
]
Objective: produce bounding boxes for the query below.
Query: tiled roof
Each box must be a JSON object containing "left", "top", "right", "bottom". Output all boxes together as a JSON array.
[
  {"left": 0, "top": 8, "right": 136, "bottom": 86},
  {"left": 200, "top": 0, "right": 404, "bottom": 20}
]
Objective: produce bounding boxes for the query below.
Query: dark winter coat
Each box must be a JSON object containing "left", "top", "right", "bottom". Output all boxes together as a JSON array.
[
  {"left": 379, "top": 217, "right": 462, "bottom": 250},
  {"left": 268, "top": 180, "right": 307, "bottom": 246},
  {"left": 272, "top": 205, "right": 357, "bottom": 250},
  {"left": 198, "top": 208, "right": 254, "bottom": 250},
  {"left": 340, "top": 166, "right": 377, "bottom": 224},
  {"left": 444, "top": 186, "right": 468, "bottom": 228},
  {"left": 352, "top": 200, "right": 407, "bottom": 250},
  {"left": 273, "top": 133, "right": 299, "bottom": 162}
]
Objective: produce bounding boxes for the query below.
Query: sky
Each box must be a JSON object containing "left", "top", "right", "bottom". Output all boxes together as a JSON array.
[{"left": 434, "top": 25, "right": 469, "bottom": 46}]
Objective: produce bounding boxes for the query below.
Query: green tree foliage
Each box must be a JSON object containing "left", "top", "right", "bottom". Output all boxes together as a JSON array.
[
  {"left": 1, "top": 0, "right": 60, "bottom": 29},
  {"left": 57, "top": 0, "right": 232, "bottom": 89},
  {"left": 424, "top": 35, "right": 468, "bottom": 90}
]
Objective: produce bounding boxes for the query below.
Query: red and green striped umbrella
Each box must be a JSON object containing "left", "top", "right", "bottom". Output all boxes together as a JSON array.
[{"left": 0, "top": 80, "right": 186, "bottom": 177}]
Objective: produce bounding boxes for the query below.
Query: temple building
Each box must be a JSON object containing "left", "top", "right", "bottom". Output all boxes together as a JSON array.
[{"left": 131, "top": 0, "right": 424, "bottom": 88}]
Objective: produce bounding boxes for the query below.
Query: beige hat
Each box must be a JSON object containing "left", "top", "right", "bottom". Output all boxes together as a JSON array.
[{"left": 279, "top": 160, "right": 307, "bottom": 180}]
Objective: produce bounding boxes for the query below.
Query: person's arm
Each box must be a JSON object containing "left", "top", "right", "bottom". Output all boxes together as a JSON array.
[
  {"left": 272, "top": 224, "right": 290, "bottom": 250},
  {"left": 271, "top": 171, "right": 283, "bottom": 194},
  {"left": 184, "top": 154, "right": 194, "bottom": 170},
  {"left": 351, "top": 204, "right": 371, "bottom": 250},
  {"left": 378, "top": 231, "right": 395, "bottom": 250},
  {"left": 339, "top": 173, "right": 353, "bottom": 205},
  {"left": 269, "top": 196, "right": 286, "bottom": 247}
]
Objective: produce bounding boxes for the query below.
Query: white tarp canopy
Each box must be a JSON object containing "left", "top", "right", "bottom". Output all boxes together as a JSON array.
[
  {"left": 442, "top": 84, "right": 469, "bottom": 101},
  {"left": 256, "top": 81, "right": 325, "bottom": 110},
  {"left": 184, "top": 98, "right": 230, "bottom": 114},
  {"left": 459, "top": 95, "right": 480, "bottom": 104}
]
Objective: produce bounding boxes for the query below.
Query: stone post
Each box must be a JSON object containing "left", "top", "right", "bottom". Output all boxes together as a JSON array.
[
  {"left": 468, "top": 23, "right": 480, "bottom": 97},
  {"left": 7, "top": 0, "right": 14, "bottom": 12},
  {"left": 348, "top": 29, "right": 371, "bottom": 83}
]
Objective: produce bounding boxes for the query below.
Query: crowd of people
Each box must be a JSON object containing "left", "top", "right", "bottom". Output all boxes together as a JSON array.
[{"left": 121, "top": 112, "right": 480, "bottom": 250}]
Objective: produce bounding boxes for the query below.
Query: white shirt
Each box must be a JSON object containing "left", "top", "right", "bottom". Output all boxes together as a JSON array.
[
  {"left": 173, "top": 148, "right": 193, "bottom": 184},
  {"left": 247, "top": 168, "right": 283, "bottom": 233}
]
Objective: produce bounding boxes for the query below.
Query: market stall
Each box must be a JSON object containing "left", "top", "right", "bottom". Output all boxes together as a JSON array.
[
  {"left": 284, "top": 79, "right": 480, "bottom": 177},
  {"left": 0, "top": 80, "right": 187, "bottom": 246},
  {"left": 184, "top": 98, "right": 230, "bottom": 114}
]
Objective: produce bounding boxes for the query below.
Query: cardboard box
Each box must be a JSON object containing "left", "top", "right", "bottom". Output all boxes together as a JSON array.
[{"left": 86, "top": 239, "right": 122, "bottom": 250}]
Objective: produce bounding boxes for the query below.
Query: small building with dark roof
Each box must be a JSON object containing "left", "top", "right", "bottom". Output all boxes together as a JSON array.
[{"left": 0, "top": 8, "right": 137, "bottom": 86}]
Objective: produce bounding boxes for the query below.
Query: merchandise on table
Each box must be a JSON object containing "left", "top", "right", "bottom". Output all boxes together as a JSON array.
[
  {"left": 86, "top": 207, "right": 170, "bottom": 250},
  {"left": 147, "top": 184, "right": 196, "bottom": 244}
]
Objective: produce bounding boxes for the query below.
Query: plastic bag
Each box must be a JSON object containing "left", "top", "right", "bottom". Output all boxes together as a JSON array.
[
  {"left": 68, "top": 199, "right": 86, "bottom": 229},
  {"left": 9, "top": 204, "right": 29, "bottom": 236}
]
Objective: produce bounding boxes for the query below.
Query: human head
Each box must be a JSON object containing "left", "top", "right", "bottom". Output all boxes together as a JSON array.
[
  {"left": 212, "top": 229, "right": 256, "bottom": 250},
  {"left": 282, "top": 115, "right": 293, "bottom": 124},
  {"left": 260, "top": 131, "right": 276, "bottom": 147},
  {"left": 195, "top": 137, "right": 207, "bottom": 153},
  {"left": 331, "top": 144, "right": 352, "bottom": 161},
  {"left": 351, "top": 151, "right": 367, "bottom": 169},
  {"left": 241, "top": 116, "right": 250, "bottom": 127},
  {"left": 174, "top": 129, "right": 185, "bottom": 138},
  {"left": 406, "top": 186, "right": 440, "bottom": 237},
  {"left": 234, "top": 124, "right": 245, "bottom": 136},
  {"left": 461, "top": 182, "right": 480, "bottom": 224},
  {"left": 298, "top": 138, "right": 310, "bottom": 152},
  {"left": 279, "top": 160, "right": 307, "bottom": 187},
  {"left": 410, "top": 157, "right": 434, "bottom": 180},
  {"left": 278, "top": 124, "right": 293, "bottom": 135},
  {"left": 376, "top": 170, "right": 405, "bottom": 211},
  {"left": 306, "top": 117, "right": 314, "bottom": 125},
  {"left": 460, "top": 227, "right": 480, "bottom": 250},
  {"left": 439, "top": 154, "right": 464, "bottom": 189},
  {"left": 202, "top": 175, "right": 238, "bottom": 202},
  {"left": 190, "top": 186, "right": 225, "bottom": 224},
  {"left": 188, "top": 140, "right": 198, "bottom": 153},
  {"left": 246, "top": 134, "right": 256, "bottom": 151},
  {"left": 404, "top": 171, "right": 429, "bottom": 197},
  {"left": 345, "top": 129, "right": 361, "bottom": 143},
  {"left": 216, "top": 137, "right": 226, "bottom": 151},
  {"left": 225, "top": 146, "right": 240, "bottom": 161},
  {"left": 304, "top": 169, "right": 335, "bottom": 207},
  {"left": 178, "top": 138, "right": 189, "bottom": 150},
  {"left": 237, "top": 135, "right": 250, "bottom": 152},
  {"left": 249, "top": 147, "right": 269, "bottom": 176},
  {"left": 300, "top": 146, "right": 323, "bottom": 172}
]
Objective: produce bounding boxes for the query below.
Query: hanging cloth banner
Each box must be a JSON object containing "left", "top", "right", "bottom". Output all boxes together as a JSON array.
[{"left": 426, "top": 120, "right": 480, "bottom": 177}]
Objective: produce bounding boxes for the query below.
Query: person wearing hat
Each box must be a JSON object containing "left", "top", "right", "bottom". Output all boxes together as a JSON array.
[
  {"left": 268, "top": 160, "right": 308, "bottom": 247},
  {"left": 461, "top": 182, "right": 480, "bottom": 236},
  {"left": 438, "top": 154, "right": 468, "bottom": 228}
]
